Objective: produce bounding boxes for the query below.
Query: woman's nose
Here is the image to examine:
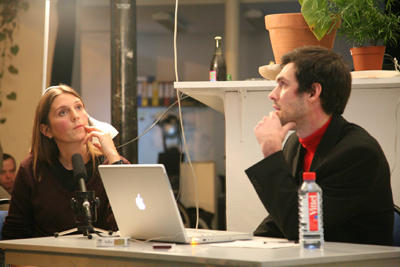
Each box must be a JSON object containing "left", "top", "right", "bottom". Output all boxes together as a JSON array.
[{"left": 71, "top": 109, "right": 79, "bottom": 121}]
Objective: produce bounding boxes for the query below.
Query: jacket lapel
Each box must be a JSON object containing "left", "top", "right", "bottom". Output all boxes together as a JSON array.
[{"left": 309, "top": 115, "right": 347, "bottom": 171}]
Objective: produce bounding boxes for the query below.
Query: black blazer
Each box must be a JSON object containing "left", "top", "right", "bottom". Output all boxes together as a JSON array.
[{"left": 245, "top": 115, "right": 394, "bottom": 246}]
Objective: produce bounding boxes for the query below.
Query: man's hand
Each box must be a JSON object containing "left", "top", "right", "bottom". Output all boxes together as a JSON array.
[{"left": 254, "top": 111, "right": 296, "bottom": 158}]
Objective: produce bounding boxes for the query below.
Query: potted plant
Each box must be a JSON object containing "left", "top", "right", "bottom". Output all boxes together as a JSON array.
[
  {"left": 264, "top": 0, "right": 340, "bottom": 65},
  {"left": 333, "top": 0, "right": 400, "bottom": 71}
]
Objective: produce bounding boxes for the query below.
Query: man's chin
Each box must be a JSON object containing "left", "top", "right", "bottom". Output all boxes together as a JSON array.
[{"left": 277, "top": 115, "right": 286, "bottom": 126}]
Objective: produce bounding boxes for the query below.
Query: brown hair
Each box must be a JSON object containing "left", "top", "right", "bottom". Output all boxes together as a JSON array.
[
  {"left": 281, "top": 46, "right": 352, "bottom": 115},
  {"left": 31, "top": 84, "right": 102, "bottom": 181}
]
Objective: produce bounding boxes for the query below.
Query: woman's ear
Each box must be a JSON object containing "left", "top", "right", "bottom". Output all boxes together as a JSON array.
[{"left": 40, "top": 124, "right": 52, "bottom": 139}]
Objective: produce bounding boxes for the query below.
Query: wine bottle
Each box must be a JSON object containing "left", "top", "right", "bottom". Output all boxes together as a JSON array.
[{"left": 209, "top": 36, "right": 227, "bottom": 81}]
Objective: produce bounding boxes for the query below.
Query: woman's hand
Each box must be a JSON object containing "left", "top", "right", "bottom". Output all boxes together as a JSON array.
[{"left": 83, "top": 126, "right": 120, "bottom": 163}]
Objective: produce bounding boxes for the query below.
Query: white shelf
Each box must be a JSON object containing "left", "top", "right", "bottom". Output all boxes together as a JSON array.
[{"left": 175, "top": 77, "right": 400, "bottom": 114}]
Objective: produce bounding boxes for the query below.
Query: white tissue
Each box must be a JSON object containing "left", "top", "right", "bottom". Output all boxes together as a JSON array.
[{"left": 88, "top": 116, "right": 119, "bottom": 139}]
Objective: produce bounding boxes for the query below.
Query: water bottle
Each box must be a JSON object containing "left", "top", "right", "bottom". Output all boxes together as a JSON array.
[
  {"left": 209, "top": 36, "right": 227, "bottom": 81},
  {"left": 298, "top": 172, "right": 324, "bottom": 249}
]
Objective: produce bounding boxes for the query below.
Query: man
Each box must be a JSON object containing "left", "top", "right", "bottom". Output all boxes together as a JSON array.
[
  {"left": 0, "top": 153, "right": 16, "bottom": 195},
  {"left": 245, "top": 46, "right": 394, "bottom": 246}
]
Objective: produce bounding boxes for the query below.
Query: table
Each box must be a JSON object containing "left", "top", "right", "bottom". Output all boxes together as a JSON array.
[{"left": 1, "top": 235, "right": 400, "bottom": 266}]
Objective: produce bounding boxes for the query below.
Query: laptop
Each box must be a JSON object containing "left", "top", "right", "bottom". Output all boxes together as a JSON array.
[{"left": 98, "top": 164, "right": 253, "bottom": 244}]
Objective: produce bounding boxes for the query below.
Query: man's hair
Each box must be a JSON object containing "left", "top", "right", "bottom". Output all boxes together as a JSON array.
[
  {"left": 2, "top": 153, "right": 15, "bottom": 167},
  {"left": 280, "top": 46, "right": 352, "bottom": 115}
]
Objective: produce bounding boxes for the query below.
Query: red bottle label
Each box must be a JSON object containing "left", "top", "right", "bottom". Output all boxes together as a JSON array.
[{"left": 308, "top": 192, "right": 319, "bottom": 231}]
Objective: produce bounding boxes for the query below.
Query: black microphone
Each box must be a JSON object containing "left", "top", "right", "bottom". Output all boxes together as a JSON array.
[{"left": 71, "top": 153, "right": 92, "bottom": 222}]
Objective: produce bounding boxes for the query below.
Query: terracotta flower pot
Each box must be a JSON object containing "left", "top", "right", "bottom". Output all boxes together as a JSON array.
[
  {"left": 265, "top": 13, "right": 338, "bottom": 64},
  {"left": 350, "top": 46, "right": 385, "bottom": 71}
]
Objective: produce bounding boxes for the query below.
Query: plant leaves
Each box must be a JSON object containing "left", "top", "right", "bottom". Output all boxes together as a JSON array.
[
  {"left": 21, "top": 2, "right": 30, "bottom": 11},
  {"left": 0, "top": 118, "right": 6, "bottom": 124},
  {"left": 10, "top": 45, "right": 19, "bottom": 55},
  {"left": 300, "top": 0, "right": 333, "bottom": 40},
  {"left": 0, "top": 33, "right": 6, "bottom": 42},
  {"left": 6, "top": 92, "right": 17, "bottom": 100},
  {"left": 7, "top": 65, "right": 18, "bottom": 74}
]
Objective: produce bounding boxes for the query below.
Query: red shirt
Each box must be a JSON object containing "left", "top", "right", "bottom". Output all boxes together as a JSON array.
[{"left": 299, "top": 117, "right": 332, "bottom": 171}]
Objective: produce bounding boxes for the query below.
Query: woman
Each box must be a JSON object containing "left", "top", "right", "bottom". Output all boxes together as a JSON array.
[{"left": 2, "top": 85, "right": 128, "bottom": 239}]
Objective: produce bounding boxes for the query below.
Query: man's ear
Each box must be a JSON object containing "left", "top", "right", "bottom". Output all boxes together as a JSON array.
[
  {"left": 40, "top": 124, "right": 52, "bottom": 139},
  {"left": 309, "top": 83, "right": 322, "bottom": 101}
]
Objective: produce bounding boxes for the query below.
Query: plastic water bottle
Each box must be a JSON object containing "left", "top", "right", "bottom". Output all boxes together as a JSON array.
[{"left": 298, "top": 172, "right": 324, "bottom": 249}]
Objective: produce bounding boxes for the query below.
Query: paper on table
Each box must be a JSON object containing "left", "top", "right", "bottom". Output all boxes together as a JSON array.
[{"left": 211, "top": 238, "right": 298, "bottom": 249}]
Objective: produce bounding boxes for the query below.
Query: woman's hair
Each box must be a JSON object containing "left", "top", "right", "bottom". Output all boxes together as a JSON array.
[{"left": 31, "top": 84, "right": 102, "bottom": 181}]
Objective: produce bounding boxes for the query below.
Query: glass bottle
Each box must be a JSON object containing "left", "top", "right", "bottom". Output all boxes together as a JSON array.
[{"left": 209, "top": 36, "right": 227, "bottom": 81}]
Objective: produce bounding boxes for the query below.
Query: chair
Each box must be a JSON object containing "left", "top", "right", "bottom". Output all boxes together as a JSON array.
[
  {"left": 394, "top": 205, "right": 400, "bottom": 246},
  {"left": 0, "top": 198, "right": 10, "bottom": 240}
]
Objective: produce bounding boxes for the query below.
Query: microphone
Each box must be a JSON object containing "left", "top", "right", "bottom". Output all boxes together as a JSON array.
[{"left": 71, "top": 153, "right": 92, "bottom": 222}]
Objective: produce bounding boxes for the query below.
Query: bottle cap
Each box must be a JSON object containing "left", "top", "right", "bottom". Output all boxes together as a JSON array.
[
  {"left": 215, "top": 36, "right": 222, "bottom": 40},
  {"left": 303, "top": 172, "right": 316, "bottom": 181}
]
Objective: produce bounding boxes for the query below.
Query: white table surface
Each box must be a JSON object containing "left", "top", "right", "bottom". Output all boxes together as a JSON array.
[{"left": 1, "top": 235, "right": 400, "bottom": 266}]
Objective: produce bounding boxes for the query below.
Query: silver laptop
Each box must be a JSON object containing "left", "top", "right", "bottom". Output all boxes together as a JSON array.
[{"left": 98, "top": 164, "right": 253, "bottom": 244}]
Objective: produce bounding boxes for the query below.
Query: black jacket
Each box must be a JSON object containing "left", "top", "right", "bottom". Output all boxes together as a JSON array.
[{"left": 245, "top": 115, "right": 394, "bottom": 246}]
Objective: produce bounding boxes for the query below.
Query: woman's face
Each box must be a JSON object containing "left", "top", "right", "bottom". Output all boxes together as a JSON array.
[{"left": 40, "top": 93, "right": 89, "bottom": 146}]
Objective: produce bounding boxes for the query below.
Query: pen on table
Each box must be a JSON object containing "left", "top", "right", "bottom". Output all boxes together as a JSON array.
[{"left": 263, "top": 241, "right": 295, "bottom": 244}]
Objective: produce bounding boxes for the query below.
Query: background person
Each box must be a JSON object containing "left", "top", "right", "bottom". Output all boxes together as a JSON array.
[
  {"left": 245, "top": 46, "right": 394, "bottom": 246},
  {"left": 0, "top": 153, "right": 17, "bottom": 195},
  {"left": 0, "top": 153, "right": 16, "bottom": 211},
  {"left": 2, "top": 85, "right": 128, "bottom": 240}
]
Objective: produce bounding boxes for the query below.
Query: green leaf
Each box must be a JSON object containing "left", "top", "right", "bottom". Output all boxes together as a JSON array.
[
  {"left": 8, "top": 65, "right": 18, "bottom": 74},
  {"left": 21, "top": 2, "right": 30, "bottom": 12},
  {"left": 6, "top": 92, "right": 17, "bottom": 100},
  {"left": 10, "top": 45, "right": 19, "bottom": 55},
  {"left": 0, "top": 118, "right": 6, "bottom": 124},
  {"left": 300, "top": 0, "right": 334, "bottom": 40},
  {"left": 0, "top": 33, "right": 6, "bottom": 42}
]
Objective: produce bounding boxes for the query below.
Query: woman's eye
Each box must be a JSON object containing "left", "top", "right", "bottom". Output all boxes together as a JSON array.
[
  {"left": 76, "top": 104, "right": 83, "bottom": 110},
  {"left": 59, "top": 110, "right": 67, "bottom": 116}
]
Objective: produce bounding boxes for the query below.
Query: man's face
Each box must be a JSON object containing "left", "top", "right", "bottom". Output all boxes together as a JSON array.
[
  {"left": 268, "top": 63, "right": 308, "bottom": 127},
  {"left": 0, "top": 158, "right": 16, "bottom": 193}
]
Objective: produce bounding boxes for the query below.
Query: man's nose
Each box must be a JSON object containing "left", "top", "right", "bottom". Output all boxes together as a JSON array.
[{"left": 269, "top": 86, "right": 278, "bottom": 100}]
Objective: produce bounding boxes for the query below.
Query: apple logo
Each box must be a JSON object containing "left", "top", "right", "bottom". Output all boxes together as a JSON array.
[{"left": 135, "top": 194, "right": 146, "bottom": 210}]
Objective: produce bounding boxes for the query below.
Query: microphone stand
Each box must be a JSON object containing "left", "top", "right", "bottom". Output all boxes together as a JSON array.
[
  {"left": 70, "top": 187, "right": 100, "bottom": 239},
  {"left": 54, "top": 153, "right": 112, "bottom": 239},
  {"left": 54, "top": 189, "right": 103, "bottom": 239}
]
